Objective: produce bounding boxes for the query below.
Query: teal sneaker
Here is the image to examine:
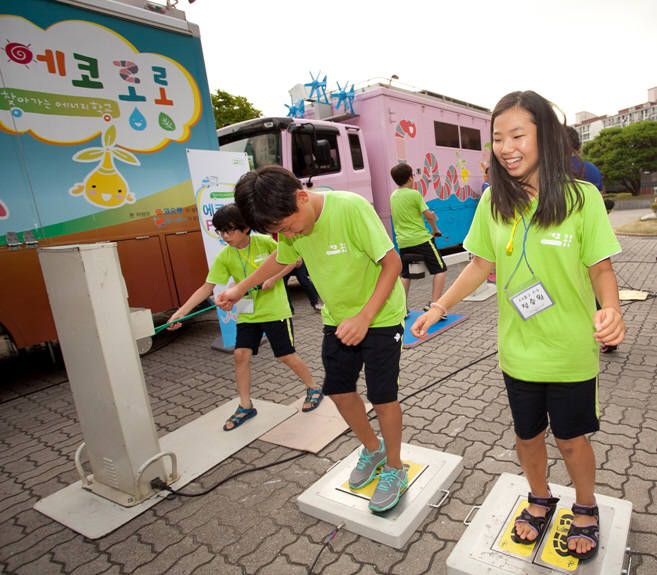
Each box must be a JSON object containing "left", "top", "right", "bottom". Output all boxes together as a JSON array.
[
  {"left": 349, "top": 439, "right": 387, "bottom": 490},
  {"left": 368, "top": 464, "right": 408, "bottom": 512}
]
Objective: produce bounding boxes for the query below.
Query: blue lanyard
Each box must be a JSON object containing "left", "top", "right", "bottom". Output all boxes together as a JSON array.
[
  {"left": 234, "top": 240, "right": 261, "bottom": 295},
  {"left": 504, "top": 212, "right": 536, "bottom": 291},
  {"left": 234, "top": 241, "right": 252, "bottom": 282}
]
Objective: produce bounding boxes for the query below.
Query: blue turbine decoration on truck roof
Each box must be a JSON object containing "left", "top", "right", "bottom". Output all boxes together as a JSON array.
[
  {"left": 331, "top": 81, "right": 354, "bottom": 114},
  {"left": 305, "top": 71, "right": 329, "bottom": 104}
]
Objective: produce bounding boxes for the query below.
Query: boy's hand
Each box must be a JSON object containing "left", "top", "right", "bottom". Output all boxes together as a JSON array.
[
  {"left": 215, "top": 286, "right": 242, "bottom": 311},
  {"left": 593, "top": 307, "right": 625, "bottom": 346},
  {"left": 335, "top": 315, "right": 369, "bottom": 346},
  {"left": 432, "top": 230, "right": 442, "bottom": 238},
  {"left": 261, "top": 278, "right": 276, "bottom": 290},
  {"left": 411, "top": 308, "right": 441, "bottom": 337},
  {"left": 166, "top": 309, "right": 186, "bottom": 331}
]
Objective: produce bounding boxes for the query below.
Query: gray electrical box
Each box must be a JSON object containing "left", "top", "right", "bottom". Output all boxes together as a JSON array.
[{"left": 39, "top": 244, "right": 174, "bottom": 506}]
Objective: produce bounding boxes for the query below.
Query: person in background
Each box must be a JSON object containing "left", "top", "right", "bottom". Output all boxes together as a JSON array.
[
  {"left": 167, "top": 204, "right": 323, "bottom": 431},
  {"left": 413, "top": 91, "right": 625, "bottom": 561},
  {"left": 389, "top": 162, "right": 448, "bottom": 316}
]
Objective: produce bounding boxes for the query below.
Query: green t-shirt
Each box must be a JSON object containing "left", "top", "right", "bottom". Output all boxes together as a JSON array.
[
  {"left": 390, "top": 187, "right": 432, "bottom": 249},
  {"left": 276, "top": 191, "right": 406, "bottom": 327},
  {"left": 464, "top": 182, "right": 621, "bottom": 382},
  {"left": 206, "top": 234, "right": 291, "bottom": 324}
]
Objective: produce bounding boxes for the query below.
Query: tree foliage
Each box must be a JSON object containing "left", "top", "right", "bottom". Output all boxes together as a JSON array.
[
  {"left": 583, "top": 121, "right": 657, "bottom": 194},
  {"left": 211, "top": 89, "right": 261, "bottom": 129}
]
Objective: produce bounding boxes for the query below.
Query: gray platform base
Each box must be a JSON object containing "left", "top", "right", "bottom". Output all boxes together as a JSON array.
[
  {"left": 34, "top": 399, "right": 296, "bottom": 539},
  {"left": 463, "top": 281, "right": 497, "bottom": 302},
  {"left": 297, "top": 442, "right": 463, "bottom": 549},
  {"left": 447, "top": 472, "right": 632, "bottom": 575}
]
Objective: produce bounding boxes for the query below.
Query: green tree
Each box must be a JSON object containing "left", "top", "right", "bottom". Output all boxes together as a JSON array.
[
  {"left": 583, "top": 121, "right": 657, "bottom": 195},
  {"left": 211, "top": 89, "right": 261, "bottom": 129}
]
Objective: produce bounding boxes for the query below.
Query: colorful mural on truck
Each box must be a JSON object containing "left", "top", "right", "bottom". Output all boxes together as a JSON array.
[{"left": 0, "top": 0, "right": 217, "bottom": 246}]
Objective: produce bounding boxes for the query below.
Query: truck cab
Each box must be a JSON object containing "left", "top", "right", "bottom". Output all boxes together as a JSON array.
[{"left": 217, "top": 117, "right": 373, "bottom": 204}]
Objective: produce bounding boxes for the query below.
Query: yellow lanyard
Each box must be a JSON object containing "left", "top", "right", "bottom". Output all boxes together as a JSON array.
[{"left": 506, "top": 211, "right": 523, "bottom": 255}]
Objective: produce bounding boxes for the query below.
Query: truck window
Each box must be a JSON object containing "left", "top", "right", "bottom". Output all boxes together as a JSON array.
[
  {"left": 348, "top": 133, "right": 365, "bottom": 170},
  {"left": 219, "top": 132, "right": 281, "bottom": 170},
  {"left": 434, "top": 121, "right": 460, "bottom": 148},
  {"left": 459, "top": 126, "right": 482, "bottom": 150},
  {"left": 292, "top": 131, "right": 341, "bottom": 178}
]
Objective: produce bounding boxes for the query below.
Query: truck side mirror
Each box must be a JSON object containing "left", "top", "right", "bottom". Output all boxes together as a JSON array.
[{"left": 314, "top": 139, "right": 332, "bottom": 168}]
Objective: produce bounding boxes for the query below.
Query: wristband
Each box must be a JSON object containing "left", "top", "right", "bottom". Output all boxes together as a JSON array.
[{"left": 430, "top": 301, "right": 447, "bottom": 315}]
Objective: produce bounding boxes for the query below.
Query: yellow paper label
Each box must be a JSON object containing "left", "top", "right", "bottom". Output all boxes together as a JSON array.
[
  {"left": 541, "top": 508, "right": 580, "bottom": 570},
  {"left": 497, "top": 500, "right": 535, "bottom": 556},
  {"left": 340, "top": 460, "right": 423, "bottom": 499}
]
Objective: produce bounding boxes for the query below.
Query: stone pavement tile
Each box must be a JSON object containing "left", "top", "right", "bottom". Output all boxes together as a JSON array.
[
  {"left": 130, "top": 537, "right": 213, "bottom": 575},
  {"left": 3, "top": 525, "right": 77, "bottom": 574},
  {"left": 622, "top": 475, "right": 653, "bottom": 512},
  {"left": 257, "top": 554, "right": 309, "bottom": 575},
  {"left": 101, "top": 533, "right": 157, "bottom": 573},
  {"left": 389, "top": 531, "right": 448, "bottom": 575}
]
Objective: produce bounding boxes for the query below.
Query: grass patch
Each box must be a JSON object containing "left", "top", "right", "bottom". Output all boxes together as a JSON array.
[{"left": 615, "top": 217, "right": 657, "bottom": 236}]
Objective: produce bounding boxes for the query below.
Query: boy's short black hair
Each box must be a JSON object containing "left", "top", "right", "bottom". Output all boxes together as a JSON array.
[
  {"left": 234, "top": 165, "right": 302, "bottom": 233},
  {"left": 390, "top": 163, "right": 413, "bottom": 186},
  {"left": 212, "top": 203, "right": 248, "bottom": 233}
]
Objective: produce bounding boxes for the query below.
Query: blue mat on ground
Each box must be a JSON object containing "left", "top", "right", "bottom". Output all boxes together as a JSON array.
[{"left": 403, "top": 310, "right": 468, "bottom": 348}]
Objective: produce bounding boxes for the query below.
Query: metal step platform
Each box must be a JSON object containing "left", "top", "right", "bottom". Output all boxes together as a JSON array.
[
  {"left": 297, "top": 442, "right": 463, "bottom": 548},
  {"left": 447, "top": 473, "right": 632, "bottom": 575}
]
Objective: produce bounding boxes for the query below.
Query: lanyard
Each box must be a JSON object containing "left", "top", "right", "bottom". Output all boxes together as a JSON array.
[
  {"left": 504, "top": 211, "right": 536, "bottom": 291},
  {"left": 234, "top": 240, "right": 261, "bottom": 295}
]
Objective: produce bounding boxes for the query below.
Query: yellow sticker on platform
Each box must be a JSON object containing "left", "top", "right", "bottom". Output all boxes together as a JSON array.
[
  {"left": 541, "top": 508, "right": 580, "bottom": 570},
  {"left": 339, "top": 460, "right": 423, "bottom": 499},
  {"left": 497, "top": 500, "right": 535, "bottom": 556}
]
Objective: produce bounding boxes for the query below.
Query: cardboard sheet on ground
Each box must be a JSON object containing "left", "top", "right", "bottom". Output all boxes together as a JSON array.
[
  {"left": 259, "top": 395, "right": 373, "bottom": 453},
  {"left": 33, "top": 399, "right": 295, "bottom": 539},
  {"left": 403, "top": 311, "right": 468, "bottom": 348},
  {"left": 619, "top": 289, "right": 649, "bottom": 301}
]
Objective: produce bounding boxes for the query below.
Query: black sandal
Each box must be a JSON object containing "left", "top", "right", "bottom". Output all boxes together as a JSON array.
[
  {"left": 511, "top": 491, "right": 560, "bottom": 544},
  {"left": 567, "top": 503, "right": 599, "bottom": 561}
]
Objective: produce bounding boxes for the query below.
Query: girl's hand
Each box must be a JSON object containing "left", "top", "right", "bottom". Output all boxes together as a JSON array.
[
  {"left": 593, "top": 307, "right": 625, "bottom": 346},
  {"left": 411, "top": 308, "right": 442, "bottom": 337},
  {"left": 261, "top": 278, "right": 276, "bottom": 290}
]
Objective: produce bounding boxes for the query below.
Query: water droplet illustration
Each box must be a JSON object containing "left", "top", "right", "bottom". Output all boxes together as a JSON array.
[
  {"left": 129, "top": 107, "right": 147, "bottom": 131},
  {"left": 10, "top": 107, "right": 23, "bottom": 118}
]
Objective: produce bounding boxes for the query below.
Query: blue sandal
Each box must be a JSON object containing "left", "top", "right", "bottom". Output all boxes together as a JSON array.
[
  {"left": 302, "top": 387, "right": 323, "bottom": 412},
  {"left": 223, "top": 403, "right": 257, "bottom": 431}
]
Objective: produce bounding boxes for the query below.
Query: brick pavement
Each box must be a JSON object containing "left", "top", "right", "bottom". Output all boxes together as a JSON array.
[{"left": 1, "top": 234, "right": 655, "bottom": 574}]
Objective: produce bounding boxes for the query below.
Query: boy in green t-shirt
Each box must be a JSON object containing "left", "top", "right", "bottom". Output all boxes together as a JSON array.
[
  {"left": 217, "top": 166, "right": 408, "bottom": 513},
  {"left": 389, "top": 163, "right": 447, "bottom": 314},
  {"left": 167, "top": 204, "right": 322, "bottom": 431}
]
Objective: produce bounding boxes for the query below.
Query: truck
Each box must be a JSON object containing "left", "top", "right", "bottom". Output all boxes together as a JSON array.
[
  {"left": 0, "top": 0, "right": 218, "bottom": 351},
  {"left": 218, "top": 82, "right": 491, "bottom": 247}
]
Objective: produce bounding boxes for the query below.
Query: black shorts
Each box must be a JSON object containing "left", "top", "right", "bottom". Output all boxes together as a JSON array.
[
  {"left": 321, "top": 324, "right": 403, "bottom": 405},
  {"left": 502, "top": 372, "right": 599, "bottom": 440},
  {"left": 235, "top": 319, "right": 295, "bottom": 357},
  {"left": 399, "top": 240, "right": 447, "bottom": 278}
]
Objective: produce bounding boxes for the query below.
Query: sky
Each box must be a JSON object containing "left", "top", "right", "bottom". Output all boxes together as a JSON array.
[{"left": 182, "top": 0, "right": 657, "bottom": 125}]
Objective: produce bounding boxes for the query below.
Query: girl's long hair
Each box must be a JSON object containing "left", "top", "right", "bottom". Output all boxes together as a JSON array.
[{"left": 489, "top": 91, "right": 583, "bottom": 227}]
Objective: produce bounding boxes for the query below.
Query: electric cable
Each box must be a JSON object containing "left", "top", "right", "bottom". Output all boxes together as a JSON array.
[
  {"left": 308, "top": 523, "right": 344, "bottom": 575},
  {"left": 150, "top": 451, "right": 306, "bottom": 498}
]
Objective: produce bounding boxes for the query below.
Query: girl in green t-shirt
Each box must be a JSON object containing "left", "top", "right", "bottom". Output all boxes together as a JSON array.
[{"left": 412, "top": 90, "right": 625, "bottom": 561}]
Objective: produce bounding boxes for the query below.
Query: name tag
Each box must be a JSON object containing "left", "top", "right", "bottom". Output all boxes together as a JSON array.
[
  {"left": 236, "top": 295, "right": 255, "bottom": 315},
  {"left": 508, "top": 280, "right": 553, "bottom": 320}
]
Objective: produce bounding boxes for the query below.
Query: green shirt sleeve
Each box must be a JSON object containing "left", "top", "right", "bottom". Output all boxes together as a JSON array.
[
  {"left": 276, "top": 234, "right": 299, "bottom": 265},
  {"left": 206, "top": 250, "right": 231, "bottom": 285},
  {"left": 578, "top": 183, "right": 622, "bottom": 266}
]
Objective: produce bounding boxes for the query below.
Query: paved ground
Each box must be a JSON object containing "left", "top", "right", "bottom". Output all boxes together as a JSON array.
[{"left": 1, "top": 211, "right": 656, "bottom": 575}]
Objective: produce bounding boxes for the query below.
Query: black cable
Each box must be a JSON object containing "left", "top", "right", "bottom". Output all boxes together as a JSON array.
[
  {"left": 0, "top": 378, "right": 69, "bottom": 406},
  {"left": 308, "top": 523, "right": 343, "bottom": 574},
  {"left": 151, "top": 451, "right": 306, "bottom": 497}
]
